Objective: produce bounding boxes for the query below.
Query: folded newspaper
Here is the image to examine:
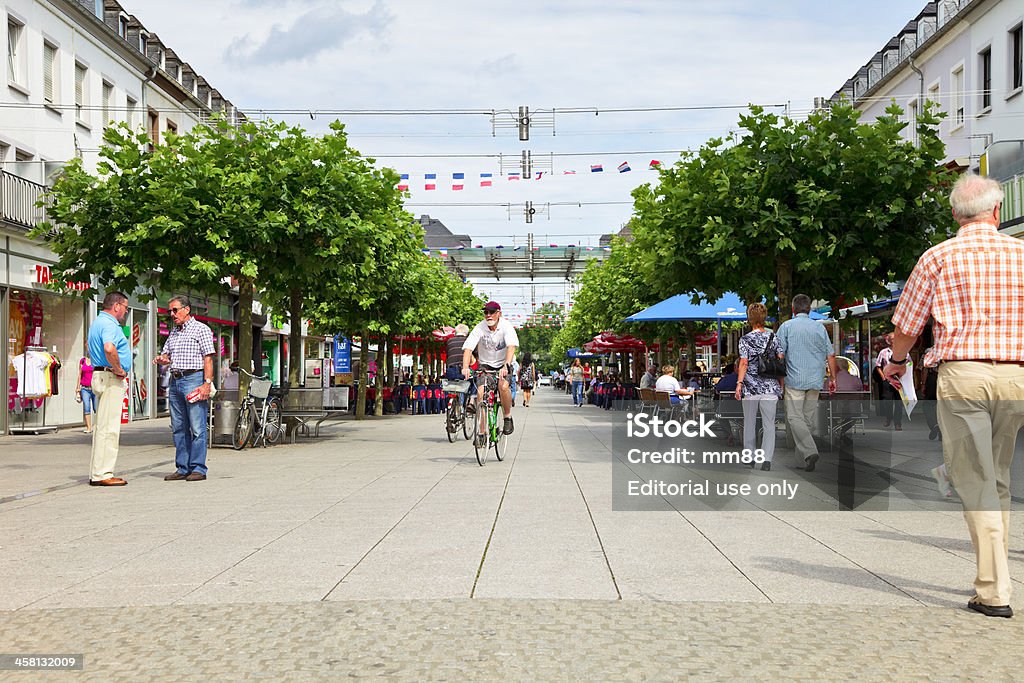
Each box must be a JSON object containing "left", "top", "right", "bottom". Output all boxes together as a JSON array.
[{"left": 896, "top": 359, "right": 917, "bottom": 417}]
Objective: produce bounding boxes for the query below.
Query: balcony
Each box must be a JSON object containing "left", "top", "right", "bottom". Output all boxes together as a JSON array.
[{"left": 0, "top": 170, "right": 48, "bottom": 229}]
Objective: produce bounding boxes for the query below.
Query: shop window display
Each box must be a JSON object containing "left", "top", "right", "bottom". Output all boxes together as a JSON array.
[{"left": 6, "top": 289, "right": 86, "bottom": 430}]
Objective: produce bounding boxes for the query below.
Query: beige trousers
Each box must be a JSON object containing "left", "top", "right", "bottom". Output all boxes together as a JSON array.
[
  {"left": 937, "top": 361, "right": 1024, "bottom": 606},
  {"left": 784, "top": 387, "right": 820, "bottom": 462},
  {"left": 89, "top": 371, "right": 127, "bottom": 481}
]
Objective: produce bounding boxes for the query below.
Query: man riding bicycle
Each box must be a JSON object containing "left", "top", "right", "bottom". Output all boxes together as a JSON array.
[{"left": 462, "top": 300, "right": 518, "bottom": 446}]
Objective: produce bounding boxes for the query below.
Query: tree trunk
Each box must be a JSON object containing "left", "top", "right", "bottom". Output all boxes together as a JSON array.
[
  {"left": 287, "top": 286, "right": 303, "bottom": 389},
  {"left": 356, "top": 332, "right": 369, "bottom": 420},
  {"left": 385, "top": 338, "right": 394, "bottom": 386},
  {"left": 236, "top": 275, "right": 254, "bottom": 397},
  {"left": 374, "top": 340, "right": 385, "bottom": 416},
  {"left": 776, "top": 258, "right": 794, "bottom": 323}
]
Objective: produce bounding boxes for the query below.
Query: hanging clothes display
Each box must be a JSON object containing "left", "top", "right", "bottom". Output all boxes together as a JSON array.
[{"left": 10, "top": 349, "right": 61, "bottom": 407}]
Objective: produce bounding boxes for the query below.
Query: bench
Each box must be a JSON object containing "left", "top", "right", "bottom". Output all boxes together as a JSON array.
[{"left": 281, "top": 388, "right": 329, "bottom": 442}]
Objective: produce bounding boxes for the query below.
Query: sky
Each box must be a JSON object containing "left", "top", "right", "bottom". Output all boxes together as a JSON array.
[{"left": 126, "top": 0, "right": 930, "bottom": 320}]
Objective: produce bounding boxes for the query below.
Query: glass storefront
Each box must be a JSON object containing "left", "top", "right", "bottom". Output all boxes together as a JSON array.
[
  {"left": 6, "top": 288, "right": 87, "bottom": 432},
  {"left": 155, "top": 291, "right": 236, "bottom": 415}
]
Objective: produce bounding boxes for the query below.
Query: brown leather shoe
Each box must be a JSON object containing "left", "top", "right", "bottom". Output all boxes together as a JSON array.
[
  {"left": 185, "top": 472, "right": 207, "bottom": 482},
  {"left": 164, "top": 472, "right": 188, "bottom": 481},
  {"left": 89, "top": 477, "right": 127, "bottom": 486}
]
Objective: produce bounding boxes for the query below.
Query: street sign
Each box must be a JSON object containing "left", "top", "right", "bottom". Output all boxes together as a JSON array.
[{"left": 333, "top": 335, "right": 351, "bottom": 374}]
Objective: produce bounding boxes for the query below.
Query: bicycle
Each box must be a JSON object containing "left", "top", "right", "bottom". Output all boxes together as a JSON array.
[
  {"left": 470, "top": 369, "right": 507, "bottom": 466},
  {"left": 441, "top": 377, "right": 472, "bottom": 443},
  {"left": 232, "top": 367, "right": 284, "bottom": 449}
]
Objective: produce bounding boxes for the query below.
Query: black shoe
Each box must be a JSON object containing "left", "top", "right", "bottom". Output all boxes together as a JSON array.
[
  {"left": 929, "top": 426, "right": 940, "bottom": 441},
  {"left": 804, "top": 453, "right": 819, "bottom": 472},
  {"left": 968, "top": 599, "right": 1013, "bottom": 618},
  {"left": 761, "top": 461, "right": 772, "bottom": 471},
  {"left": 503, "top": 417, "right": 514, "bottom": 435}
]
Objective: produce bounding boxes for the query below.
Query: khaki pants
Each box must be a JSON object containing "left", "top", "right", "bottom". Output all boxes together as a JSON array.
[
  {"left": 938, "top": 361, "right": 1024, "bottom": 606},
  {"left": 89, "top": 371, "right": 127, "bottom": 481},
  {"left": 784, "top": 387, "right": 820, "bottom": 462}
]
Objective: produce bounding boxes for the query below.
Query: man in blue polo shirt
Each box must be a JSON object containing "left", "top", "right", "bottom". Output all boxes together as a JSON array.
[
  {"left": 86, "top": 291, "right": 131, "bottom": 486},
  {"left": 777, "top": 294, "right": 839, "bottom": 472}
]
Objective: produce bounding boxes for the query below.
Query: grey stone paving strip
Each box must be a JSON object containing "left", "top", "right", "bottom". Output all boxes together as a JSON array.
[
  {"left": 548, "top": 406, "right": 622, "bottom": 599},
  {"left": 320, "top": 444, "right": 477, "bottom": 601},
  {"left": 0, "top": 599, "right": 1020, "bottom": 681},
  {"left": 469, "top": 419, "right": 522, "bottom": 599},
  {"left": 0, "top": 456, "right": 175, "bottom": 505},
  {"left": 577, "top": 411, "right": 773, "bottom": 602}
]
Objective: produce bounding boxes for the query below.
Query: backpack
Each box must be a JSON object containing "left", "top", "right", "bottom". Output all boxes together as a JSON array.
[{"left": 757, "top": 332, "right": 787, "bottom": 379}]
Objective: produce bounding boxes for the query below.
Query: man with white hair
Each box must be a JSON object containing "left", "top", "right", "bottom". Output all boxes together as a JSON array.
[{"left": 884, "top": 173, "right": 1024, "bottom": 618}]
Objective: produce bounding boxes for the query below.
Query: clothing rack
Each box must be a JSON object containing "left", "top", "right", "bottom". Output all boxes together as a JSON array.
[{"left": 10, "top": 345, "right": 59, "bottom": 434}]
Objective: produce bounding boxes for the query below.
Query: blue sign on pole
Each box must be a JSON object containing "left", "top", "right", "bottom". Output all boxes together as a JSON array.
[{"left": 333, "top": 335, "right": 351, "bottom": 374}]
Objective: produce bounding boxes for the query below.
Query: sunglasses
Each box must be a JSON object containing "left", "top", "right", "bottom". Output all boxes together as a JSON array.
[
  {"left": 169, "top": 306, "right": 187, "bottom": 314},
  {"left": 483, "top": 309, "right": 499, "bottom": 315}
]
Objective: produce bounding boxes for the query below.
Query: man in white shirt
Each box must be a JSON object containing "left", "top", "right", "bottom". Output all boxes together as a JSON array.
[{"left": 463, "top": 301, "right": 519, "bottom": 444}]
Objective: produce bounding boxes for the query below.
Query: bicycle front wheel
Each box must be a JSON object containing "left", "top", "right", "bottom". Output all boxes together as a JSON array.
[
  {"left": 462, "top": 396, "right": 473, "bottom": 441},
  {"left": 232, "top": 401, "right": 254, "bottom": 450},
  {"left": 264, "top": 398, "right": 284, "bottom": 445},
  {"left": 446, "top": 398, "right": 457, "bottom": 443},
  {"left": 493, "top": 408, "right": 506, "bottom": 461},
  {"left": 473, "top": 405, "right": 486, "bottom": 466}
]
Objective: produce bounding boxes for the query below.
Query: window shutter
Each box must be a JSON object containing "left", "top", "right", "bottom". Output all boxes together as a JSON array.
[
  {"left": 75, "top": 64, "right": 85, "bottom": 116},
  {"left": 43, "top": 44, "right": 55, "bottom": 102}
]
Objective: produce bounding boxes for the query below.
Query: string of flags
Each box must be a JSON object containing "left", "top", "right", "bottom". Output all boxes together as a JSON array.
[
  {"left": 419, "top": 245, "right": 612, "bottom": 257},
  {"left": 397, "top": 160, "right": 663, "bottom": 191}
]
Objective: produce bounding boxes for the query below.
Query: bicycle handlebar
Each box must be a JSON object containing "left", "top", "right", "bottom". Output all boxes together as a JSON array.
[{"left": 236, "top": 367, "right": 271, "bottom": 382}]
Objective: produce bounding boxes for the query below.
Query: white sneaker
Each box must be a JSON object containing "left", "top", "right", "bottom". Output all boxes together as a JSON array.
[{"left": 931, "top": 465, "right": 953, "bottom": 498}]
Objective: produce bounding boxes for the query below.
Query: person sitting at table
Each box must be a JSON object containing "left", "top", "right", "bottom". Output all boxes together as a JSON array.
[
  {"left": 714, "top": 364, "right": 738, "bottom": 394},
  {"left": 655, "top": 365, "right": 694, "bottom": 404},
  {"left": 687, "top": 374, "right": 701, "bottom": 392}
]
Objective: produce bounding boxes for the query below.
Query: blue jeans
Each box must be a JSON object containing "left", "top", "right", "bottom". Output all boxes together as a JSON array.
[
  {"left": 168, "top": 372, "right": 209, "bottom": 475},
  {"left": 572, "top": 381, "right": 584, "bottom": 405},
  {"left": 80, "top": 387, "right": 96, "bottom": 414}
]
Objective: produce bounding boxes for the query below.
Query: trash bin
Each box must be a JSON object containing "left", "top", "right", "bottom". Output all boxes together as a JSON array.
[{"left": 211, "top": 390, "right": 240, "bottom": 446}]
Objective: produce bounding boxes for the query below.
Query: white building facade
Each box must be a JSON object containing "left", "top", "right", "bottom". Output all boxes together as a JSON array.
[
  {"left": 1, "top": 0, "right": 240, "bottom": 435},
  {"left": 831, "top": 0, "right": 1024, "bottom": 237}
]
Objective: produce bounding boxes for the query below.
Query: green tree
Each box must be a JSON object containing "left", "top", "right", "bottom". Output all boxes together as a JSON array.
[
  {"left": 516, "top": 301, "right": 565, "bottom": 371},
  {"left": 630, "top": 101, "right": 957, "bottom": 320}
]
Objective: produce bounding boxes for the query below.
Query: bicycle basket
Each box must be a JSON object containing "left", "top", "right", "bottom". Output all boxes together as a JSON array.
[
  {"left": 441, "top": 379, "right": 470, "bottom": 394},
  {"left": 249, "top": 378, "right": 272, "bottom": 399}
]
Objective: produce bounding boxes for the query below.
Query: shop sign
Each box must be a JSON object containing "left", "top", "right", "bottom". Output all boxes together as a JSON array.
[
  {"left": 31, "top": 264, "right": 89, "bottom": 291},
  {"left": 333, "top": 335, "right": 351, "bottom": 374},
  {"left": 132, "top": 323, "right": 141, "bottom": 347}
]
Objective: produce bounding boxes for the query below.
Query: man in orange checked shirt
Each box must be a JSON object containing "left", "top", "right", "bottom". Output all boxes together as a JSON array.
[{"left": 883, "top": 174, "right": 1024, "bottom": 619}]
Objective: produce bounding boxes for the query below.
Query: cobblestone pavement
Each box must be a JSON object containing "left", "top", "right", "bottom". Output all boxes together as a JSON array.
[
  {"left": 3, "top": 388, "right": 1024, "bottom": 679},
  {"left": 2, "top": 600, "right": 1021, "bottom": 681}
]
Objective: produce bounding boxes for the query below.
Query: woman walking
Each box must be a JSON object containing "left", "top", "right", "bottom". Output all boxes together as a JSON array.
[
  {"left": 569, "top": 358, "right": 585, "bottom": 406},
  {"left": 520, "top": 353, "right": 537, "bottom": 407},
  {"left": 735, "top": 302, "right": 783, "bottom": 471},
  {"left": 76, "top": 356, "right": 95, "bottom": 434}
]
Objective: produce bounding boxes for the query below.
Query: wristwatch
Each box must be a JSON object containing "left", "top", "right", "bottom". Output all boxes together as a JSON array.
[{"left": 889, "top": 356, "right": 909, "bottom": 365}]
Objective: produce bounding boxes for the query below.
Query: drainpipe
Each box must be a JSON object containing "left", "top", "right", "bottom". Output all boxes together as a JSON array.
[
  {"left": 908, "top": 57, "right": 925, "bottom": 106},
  {"left": 140, "top": 66, "right": 158, "bottom": 132}
]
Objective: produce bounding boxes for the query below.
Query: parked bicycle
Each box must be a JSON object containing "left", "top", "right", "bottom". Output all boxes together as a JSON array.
[
  {"left": 470, "top": 369, "right": 506, "bottom": 466},
  {"left": 441, "top": 377, "right": 472, "bottom": 443},
  {"left": 232, "top": 367, "right": 284, "bottom": 449}
]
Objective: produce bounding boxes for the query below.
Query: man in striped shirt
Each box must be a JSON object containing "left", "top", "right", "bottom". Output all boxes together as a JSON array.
[{"left": 884, "top": 174, "right": 1024, "bottom": 618}]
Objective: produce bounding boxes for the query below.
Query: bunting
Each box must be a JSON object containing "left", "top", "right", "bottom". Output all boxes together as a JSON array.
[{"left": 395, "top": 159, "right": 665, "bottom": 191}]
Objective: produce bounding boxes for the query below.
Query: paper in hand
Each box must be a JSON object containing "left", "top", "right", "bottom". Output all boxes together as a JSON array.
[{"left": 896, "top": 359, "right": 918, "bottom": 417}]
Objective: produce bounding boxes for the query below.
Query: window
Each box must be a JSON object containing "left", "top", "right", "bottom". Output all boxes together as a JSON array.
[
  {"left": 126, "top": 95, "right": 137, "bottom": 129},
  {"left": 7, "top": 16, "right": 25, "bottom": 86},
  {"left": 117, "top": 14, "right": 129, "bottom": 39},
  {"left": 102, "top": 81, "right": 113, "bottom": 127},
  {"left": 74, "top": 62, "right": 88, "bottom": 121},
  {"left": 979, "top": 47, "right": 992, "bottom": 110},
  {"left": 1012, "top": 24, "right": 1023, "bottom": 92},
  {"left": 952, "top": 65, "right": 965, "bottom": 127},
  {"left": 43, "top": 42, "right": 58, "bottom": 104},
  {"left": 907, "top": 99, "right": 919, "bottom": 146},
  {"left": 147, "top": 109, "right": 159, "bottom": 149},
  {"left": 166, "top": 119, "right": 177, "bottom": 136},
  {"left": 138, "top": 31, "right": 148, "bottom": 55}
]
